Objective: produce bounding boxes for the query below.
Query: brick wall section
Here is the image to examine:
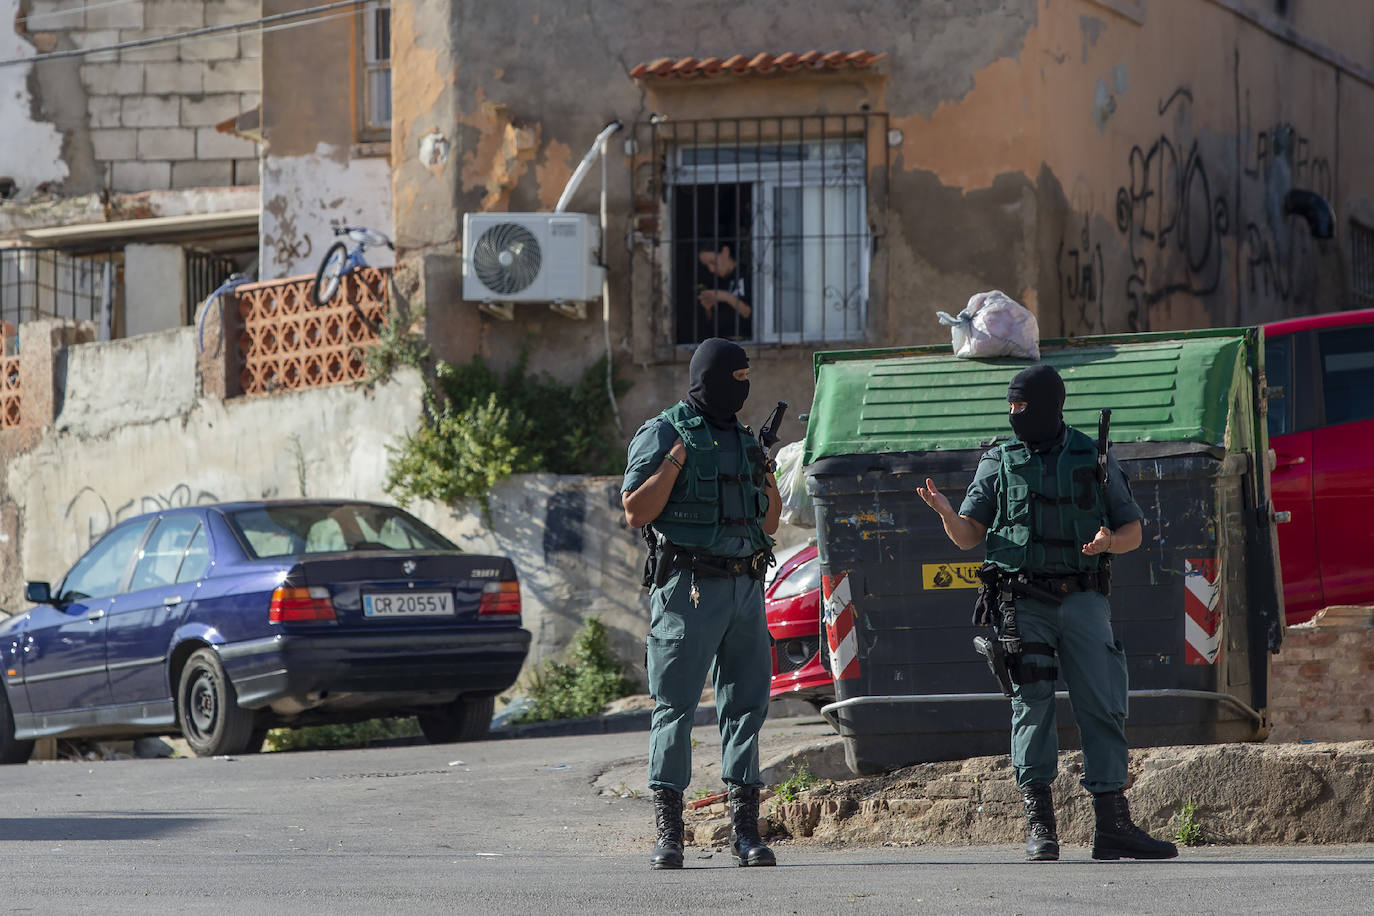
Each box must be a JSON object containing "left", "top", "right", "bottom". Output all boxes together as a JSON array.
[
  {"left": 1267, "top": 606, "right": 1374, "bottom": 742},
  {"left": 28, "top": 0, "right": 261, "bottom": 192}
]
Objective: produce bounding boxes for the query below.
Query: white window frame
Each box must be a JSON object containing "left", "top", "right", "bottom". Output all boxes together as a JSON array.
[
  {"left": 666, "top": 139, "right": 870, "bottom": 344},
  {"left": 361, "top": 1, "right": 392, "bottom": 134}
]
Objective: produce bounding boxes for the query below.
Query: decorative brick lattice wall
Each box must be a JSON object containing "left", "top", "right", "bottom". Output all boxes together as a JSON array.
[
  {"left": 1267, "top": 606, "right": 1374, "bottom": 742},
  {"left": 234, "top": 268, "right": 388, "bottom": 396},
  {"left": 0, "top": 355, "right": 19, "bottom": 427}
]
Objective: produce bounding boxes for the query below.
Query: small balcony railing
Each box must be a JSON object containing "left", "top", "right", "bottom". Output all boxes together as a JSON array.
[{"left": 233, "top": 267, "right": 389, "bottom": 396}]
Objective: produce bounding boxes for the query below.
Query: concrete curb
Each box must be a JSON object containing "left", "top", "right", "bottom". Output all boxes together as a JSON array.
[{"left": 488, "top": 705, "right": 718, "bottom": 740}]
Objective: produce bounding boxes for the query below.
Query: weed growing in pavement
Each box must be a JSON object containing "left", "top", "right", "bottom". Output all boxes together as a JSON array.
[
  {"left": 511, "top": 616, "right": 635, "bottom": 724},
  {"left": 1175, "top": 800, "right": 1205, "bottom": 846},
  {"left": 690, "top": 737, "right": 702, "bottom": 749},
  {"left": 772, "top": 760, "right": 816, "bottom": 803},
  {"left": 616, "top": 781, "right": 640, "bottom": 799}
]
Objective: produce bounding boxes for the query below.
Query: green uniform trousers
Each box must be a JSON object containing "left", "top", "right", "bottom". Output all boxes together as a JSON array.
[
  {"left": 646, "top": 567, "right": 771, "bottom": 792},
  {"left": 1010, "top": 589, "right": 1129, "bottom": 794}
]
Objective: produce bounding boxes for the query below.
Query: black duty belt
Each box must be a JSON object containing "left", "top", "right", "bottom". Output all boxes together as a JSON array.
[
  {"left": 1025, "top": 573, "right": 1097, "bottom": 597},
  {"left": 668, "top": 549, "right": 771, "bottom": 580}
]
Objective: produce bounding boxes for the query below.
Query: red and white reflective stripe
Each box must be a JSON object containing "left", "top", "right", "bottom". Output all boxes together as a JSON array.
[
  {"left": 822, "top": 572, "right": 861, "bottom": 680},
  {"left": 1183, "top": 557, "right": 1222, "bottom": 665}
]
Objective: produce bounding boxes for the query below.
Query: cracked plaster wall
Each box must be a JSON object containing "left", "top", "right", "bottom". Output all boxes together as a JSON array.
[
  {"left": 259, "top": 1, "right": 393, "bottom": 280},
  {"left": 376, "top": 0, "right": 1372, "bottom": 443},
  {"left": 1, "top": 2, "right": 68, "bottom": 195},
  {"left": 260, "top": 146, "right": 394, "bottom": 279}
]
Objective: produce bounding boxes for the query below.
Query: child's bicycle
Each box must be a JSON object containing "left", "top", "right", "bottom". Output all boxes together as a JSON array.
[{"left": 313, "top": 225, "right": 394, "bottom": 307}]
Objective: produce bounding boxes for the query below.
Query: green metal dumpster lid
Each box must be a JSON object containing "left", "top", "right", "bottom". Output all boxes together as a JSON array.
[{"left": 805, "top": 329, "right": 1255, "bottom": 464}]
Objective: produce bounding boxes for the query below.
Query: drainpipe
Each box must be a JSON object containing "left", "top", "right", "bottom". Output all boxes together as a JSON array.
[{"left": 556, "top": 120, "right": 624, "bottom": 434}]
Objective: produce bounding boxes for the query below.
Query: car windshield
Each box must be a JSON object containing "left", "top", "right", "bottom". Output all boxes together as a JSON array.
[{"left": 229, "top": 504, "right": 457, "bottom": 558}]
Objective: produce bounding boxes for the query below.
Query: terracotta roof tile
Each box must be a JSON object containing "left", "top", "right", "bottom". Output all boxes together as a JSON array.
[{"left": 630, "top": 50, "right": 885, "bottom": 80}]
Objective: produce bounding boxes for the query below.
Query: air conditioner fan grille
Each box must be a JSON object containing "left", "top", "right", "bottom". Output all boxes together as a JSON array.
[{"left": 472, "top": 223, "right": 542, "bottom": 296}]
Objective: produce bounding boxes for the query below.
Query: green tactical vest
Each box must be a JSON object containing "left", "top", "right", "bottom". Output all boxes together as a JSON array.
[
  {"left": 651, "top": 401, "right": 772, "bottom": 553},
  {"left": 986, "top": 426, "right": 1106, "bottom": 574}
]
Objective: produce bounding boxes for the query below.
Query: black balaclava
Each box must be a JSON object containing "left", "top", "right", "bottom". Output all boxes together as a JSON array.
[
  {"left": 1007, "top": 364, "right": 1066, "bottom": 451},
  {"left": 686, "top": 337, "right": 750, "bottom": 428}
]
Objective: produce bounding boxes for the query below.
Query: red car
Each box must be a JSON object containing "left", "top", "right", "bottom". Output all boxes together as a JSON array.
[
  {"left": 765, "top": 541, "right": 830, "bottom": 708},
  {"left": 1264, "top": 308, "right": 1374, "bottom": 624}
]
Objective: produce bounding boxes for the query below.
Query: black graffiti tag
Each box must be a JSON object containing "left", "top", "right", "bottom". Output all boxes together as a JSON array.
[
  {"left": 1115, "top": 123, "right": 1230, "bottom": 331},
  {"left": 63, "top": 483, "right": 221, "bottom": 548}
]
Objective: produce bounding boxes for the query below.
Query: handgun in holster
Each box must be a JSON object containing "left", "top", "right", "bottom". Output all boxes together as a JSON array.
[
  {"left": 641, "top": 524, "right": 659, "bottom": 589},
  {"left": 971, "top": 563, "right": 1018, "bottom": 697}
]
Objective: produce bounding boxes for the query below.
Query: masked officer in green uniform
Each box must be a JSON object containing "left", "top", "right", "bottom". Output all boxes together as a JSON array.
[
  {"left": 917, "top": 364, "right": 1177, "bottom": 862},
  {"left": 622, "top": 338, "right": 782, "bottom": 870}
]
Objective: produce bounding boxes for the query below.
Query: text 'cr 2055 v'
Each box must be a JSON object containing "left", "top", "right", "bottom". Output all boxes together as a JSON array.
[{"left": 0, "top": 500, "right": 531, "bottom": 762}]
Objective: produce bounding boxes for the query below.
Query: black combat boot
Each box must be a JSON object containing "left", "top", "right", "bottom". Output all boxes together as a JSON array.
[
  {"left": 1091, "top": 790, "right": 1179, "bottom": 860},
  {"left": 649, "top": 787, "right": 685, "bottom": 869},
  {"left": 1021, "top": 782, "right": 1059, "bottom": 861},
  {"left": 728, "top": 785, "right": 777, "bottom": 867}
]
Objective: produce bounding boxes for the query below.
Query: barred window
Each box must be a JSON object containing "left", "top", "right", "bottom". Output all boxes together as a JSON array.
[
  {"left": 1352, "top": 220, "right": 1374, "bottom": 309},
  {"left": 639, "top": 115, "right": 886, "bottom": 347},
  {"left": 0, "top": 247, "right": 119, "bottom": 337}
]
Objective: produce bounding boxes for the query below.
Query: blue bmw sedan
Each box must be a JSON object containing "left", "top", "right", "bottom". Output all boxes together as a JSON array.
[{"left": 0, "top": 500, "right": 531, "bottom": 761}]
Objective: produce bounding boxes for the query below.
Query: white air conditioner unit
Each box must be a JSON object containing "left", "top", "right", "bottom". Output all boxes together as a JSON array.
[{"left": 462, "top": 212, "right": 603, "bottom": 307}]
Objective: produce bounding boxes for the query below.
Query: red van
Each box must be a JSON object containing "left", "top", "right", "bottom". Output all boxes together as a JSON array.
[{"left": 1264, "top": 308, "right": 1374, "bottom": 624}]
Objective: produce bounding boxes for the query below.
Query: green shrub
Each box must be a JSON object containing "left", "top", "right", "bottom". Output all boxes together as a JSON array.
[
  {"left": 265, "top": 717, "right": 421, "bottom": 752},
  {"left": 512, "top": 616, "right": 634, "bottom": 724},
  {"left": 383, "top": 351, "right": 629, "bottom": 519}
]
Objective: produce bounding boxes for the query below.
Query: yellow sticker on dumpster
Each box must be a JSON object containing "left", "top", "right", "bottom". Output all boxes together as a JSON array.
[{"left": 922, "top": 562, "right": 982, "bottom": 590}]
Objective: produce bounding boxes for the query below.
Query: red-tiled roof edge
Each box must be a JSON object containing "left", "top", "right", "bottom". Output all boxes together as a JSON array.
[{"left": 630, "top": 50, "right": 886, "bottom": 80}]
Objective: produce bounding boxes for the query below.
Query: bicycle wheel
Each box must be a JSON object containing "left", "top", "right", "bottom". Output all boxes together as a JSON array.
[{"left": 313, "top": 242, "right": 349, "bottom": 306}]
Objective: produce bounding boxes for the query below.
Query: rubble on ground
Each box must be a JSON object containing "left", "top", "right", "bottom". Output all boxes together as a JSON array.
[{"left": 729, "top": 741, "right": 1374, "bottom": 848}]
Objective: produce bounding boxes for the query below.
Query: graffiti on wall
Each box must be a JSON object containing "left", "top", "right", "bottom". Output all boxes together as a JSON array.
[
  {"left": 1113, "top": 89, "right": 1230, "bottom": 331},
  {"left": 63, "top": 484, "right": 221, "bottom": 549},
  {"left": 1060, "top": 83, "right": 1334, "bottom": 333},
  {"left": 1057, "top": 215, "right": 1106, "bottom": 332},
  {"left": 1242, "top": 118, "right": 1332, "bottom": 307}
]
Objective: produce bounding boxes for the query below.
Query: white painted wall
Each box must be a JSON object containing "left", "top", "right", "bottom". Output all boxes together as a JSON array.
[
  {"left": 123, "top": 244, "right": 186, "bottom": 337},
  {"left": 261, "top": 145, "right": 394, "bottom": 279},
  {"left": 0, "top": 2, "right": 69, "bottom": 196}
]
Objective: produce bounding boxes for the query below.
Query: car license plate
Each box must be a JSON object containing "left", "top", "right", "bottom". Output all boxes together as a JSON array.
[{"left": 363, "top": 591, "right": 454, "bottom": 617}]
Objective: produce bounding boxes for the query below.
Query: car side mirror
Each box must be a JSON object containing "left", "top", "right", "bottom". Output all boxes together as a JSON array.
[{"left": 24, "top": 581, "right": 52, "bottom": 604}]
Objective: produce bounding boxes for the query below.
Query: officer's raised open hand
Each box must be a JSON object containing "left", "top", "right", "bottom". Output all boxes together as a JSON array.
[
  {"left": 917, "top": 478, "right": 951, "bottom": 514},
  {"left": 919, "top": 476, "right": 988, "bottom": 550}
]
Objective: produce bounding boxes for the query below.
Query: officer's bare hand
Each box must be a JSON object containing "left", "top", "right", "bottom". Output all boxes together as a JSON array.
[
  {"left": 1082, "top": 525, "right": 1113, "bottom": 556},
  {"left": 917, "top": 478, "right": 952, "bottom": 516}
]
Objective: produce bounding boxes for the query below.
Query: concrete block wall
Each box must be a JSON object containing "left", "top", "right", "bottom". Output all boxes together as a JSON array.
[
  {"left": 1267, "top": 607, "right": 1374, "bottom": 742},
  {"left": 26, "top": 0, "right": 261, "bottom": 192}
]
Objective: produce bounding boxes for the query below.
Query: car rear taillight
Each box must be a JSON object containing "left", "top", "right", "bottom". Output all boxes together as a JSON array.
[
  {"left": 269, "top": 586, "right": 337, "bottom": 623},
  {"left": 478, "top": 580, "right": 520, "bottom": 617}
]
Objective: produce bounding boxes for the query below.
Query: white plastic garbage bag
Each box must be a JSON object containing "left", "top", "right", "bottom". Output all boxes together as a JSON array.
[
  {"left": 936, "top": 290, "right": 1040, "bottom": 360},
  {"left": 773, "top": 439, "right": 815, "bottom": 528}
]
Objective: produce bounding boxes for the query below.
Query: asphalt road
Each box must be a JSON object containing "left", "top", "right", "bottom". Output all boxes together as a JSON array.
[{"left": 1, "top": 719, "right": 1371, "bottom": 914}]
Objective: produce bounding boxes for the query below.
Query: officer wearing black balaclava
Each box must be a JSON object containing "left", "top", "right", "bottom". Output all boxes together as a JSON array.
[
  {"left": 917, "top": 363, "right": 1177, "bottom": 863},
  {"left": 621, "top": 338, "right": 782, "bottom": 871}
]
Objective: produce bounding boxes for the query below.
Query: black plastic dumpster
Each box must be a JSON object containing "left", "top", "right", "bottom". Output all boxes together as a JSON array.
[{"left": 804, "top": 330, "right": 1285, "bottom": 776}]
